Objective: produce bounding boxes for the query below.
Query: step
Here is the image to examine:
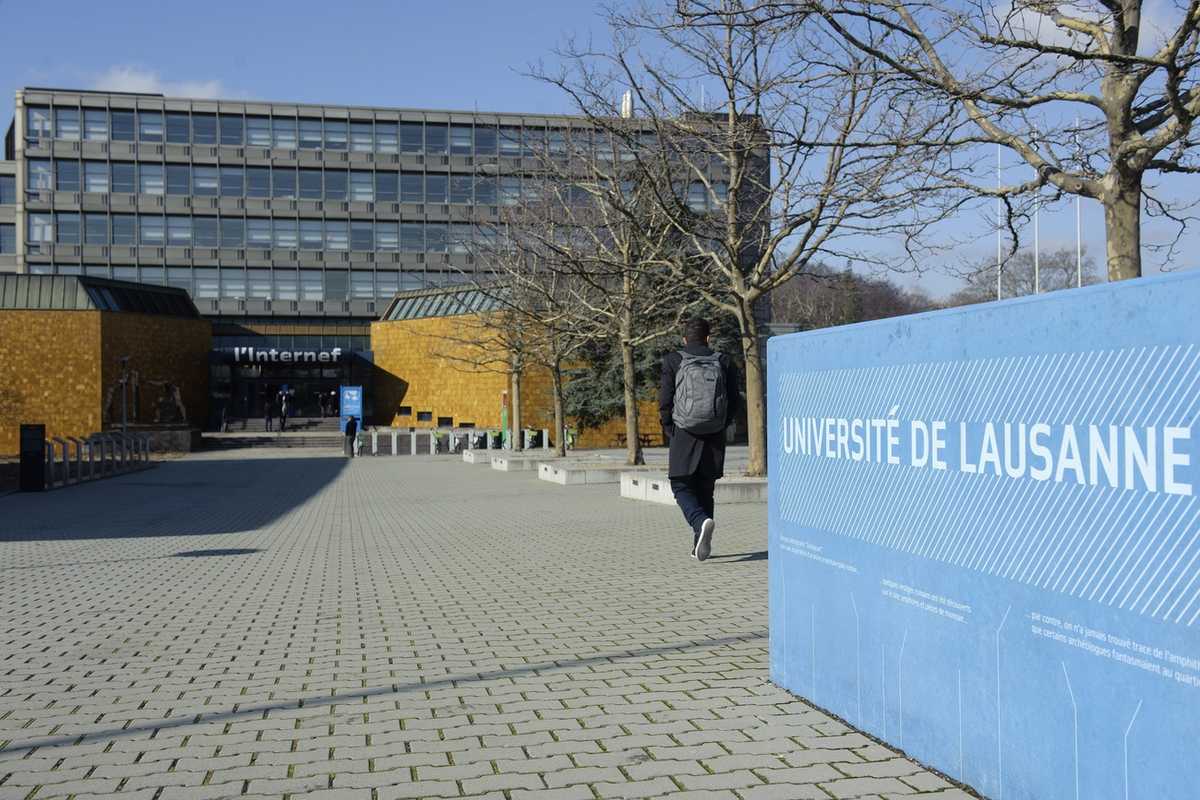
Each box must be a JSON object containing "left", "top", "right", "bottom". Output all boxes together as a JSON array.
[
  {"left": 620, "top": 471, "right": 768, "bottom": 504},
  {"left": 538, "top": 462, "right": 657, "bottom": 485}
]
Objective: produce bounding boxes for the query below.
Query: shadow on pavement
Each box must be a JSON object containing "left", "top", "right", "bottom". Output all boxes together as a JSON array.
[
  {"left": 0, "top": 630, "right": 767, "bottom": 758},
  {"left": 713, "top": 551, "right": 767, "bottom": 562},
  {"left": 1, "top": 456, "right": 346, "bottom": 542},
  {"left": 172, "top": 547, "right": 262, "bottom": 557}
]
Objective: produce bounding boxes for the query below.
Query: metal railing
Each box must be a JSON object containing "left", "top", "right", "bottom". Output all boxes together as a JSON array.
[
  {"left": 358, "top": 427, "right": 554, "bottom": 457},
  {"left": 42, "top": 432, "right": 153, "bottom": 489}
]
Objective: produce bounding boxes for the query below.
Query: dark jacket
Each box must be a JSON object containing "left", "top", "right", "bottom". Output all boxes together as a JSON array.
[
  {"left": 345, "top": 417, "right": 359, "bottom": 437},
  {"left": 659, "top": 344, "right": 741, "bottom": 479}
]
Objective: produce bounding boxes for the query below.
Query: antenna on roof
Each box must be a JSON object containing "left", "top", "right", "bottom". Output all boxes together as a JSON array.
[{"left": 620, "top": 90, "right": 633, "bottom": 119}]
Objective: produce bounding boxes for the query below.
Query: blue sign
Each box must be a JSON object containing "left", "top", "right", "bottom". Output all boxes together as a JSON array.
[
  {"left": 339, "top": 385, "right": 363, "bottom": 433},
  {"left": 768, "top": 271, "right": 1200, "bottom": 800}
]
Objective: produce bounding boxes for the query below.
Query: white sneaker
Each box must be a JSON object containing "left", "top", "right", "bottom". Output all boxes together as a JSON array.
[{"left": 696, "top": 518, "right": 714, "bottom": 562}]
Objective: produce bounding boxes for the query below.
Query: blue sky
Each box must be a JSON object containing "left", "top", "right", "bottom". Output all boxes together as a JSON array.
[{"left": 1, "top": 0, "right": 1194, "bottom": 298}]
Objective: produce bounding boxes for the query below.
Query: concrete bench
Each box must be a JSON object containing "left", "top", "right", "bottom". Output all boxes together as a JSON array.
[
  {"left": 539, "top": 461, "right": 658, "bottom": 485},
  {"left": 462, "top": 449, "right": 494, "bottom": 464},
  {"left": 620, "top": 471, "right": 768, "bottom": 504}
]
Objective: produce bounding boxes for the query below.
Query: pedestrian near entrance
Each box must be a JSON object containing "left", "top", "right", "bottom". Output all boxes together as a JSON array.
[
  {"left": 278, "top": 392, "right": 289, "bottom": 432},
  {"left": 264, "top": 398, "right": 275, "bottom": 432},
  {"left": 344, "top": 415, "right": 359, "bottom": 458},
  {"left": 659, "top": 317, "right": 740, "bottom": 562}
]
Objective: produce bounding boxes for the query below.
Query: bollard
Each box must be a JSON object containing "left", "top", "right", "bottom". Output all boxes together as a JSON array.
[
  {"left": 85, "top": 437, "right": 96, "bottom": 480},
  {"left": 371, "top": 429, "right": 379, "bottom": 456},
  {"left": 410, "top": 427, "right": 418, "bottom": 455},
  {"left": 390, "top": 428, "right": 398, "bottom": 456},
  {"left": 68, "top": 437, "right": 84, "bottom": 482},
  {"left": 486, "top": 431, "right": 494, "bottom": 449},
  {"left": 467, "top": 430, "right": 474, "bottom": 450},
  {"left": 51, "top": 438, "right": 69, "bottom": 485},
  {"left": 542, "top": 428, "right": 550, "bottom": 451}
]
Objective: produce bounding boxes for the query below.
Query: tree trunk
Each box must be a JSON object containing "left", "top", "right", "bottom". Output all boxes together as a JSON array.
[
  {"left": 551, "top": 360, "right": 567, "bottom": 458},
  {"left": 1103, "top": 172, "right": 1143, "bottom": 281},
  {"left": 738, "top": 303, "right": 767, "bottom": 477},
  {"left": 620, "top": 338, "right": 645, "bottom": 466},
  {"left": 511, "top": 369, "right": 523, "bottom": 451}
]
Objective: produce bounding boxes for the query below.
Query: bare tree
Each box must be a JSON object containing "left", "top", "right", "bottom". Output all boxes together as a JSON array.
[
  {"left": 765, "top": 0, "right": 1200, "bottom": 280},
  {"left": 772, "top": 265, "right": 936, "bottom": 327},
  {"left": 948, "top": 246, "right": 1104, "bottom": 304},
  {"left": 536, "top": 0, "right": 952, "bottom": 476}
]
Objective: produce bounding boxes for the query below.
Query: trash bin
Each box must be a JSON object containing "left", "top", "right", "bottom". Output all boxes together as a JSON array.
[{"left": 19, "top": 424, "right": 46, "bottom": 492}]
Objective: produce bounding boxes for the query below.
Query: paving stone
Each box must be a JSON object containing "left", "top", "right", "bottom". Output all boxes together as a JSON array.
[{"left": 0, "top": 451, "right": 963, "bottom": 800}]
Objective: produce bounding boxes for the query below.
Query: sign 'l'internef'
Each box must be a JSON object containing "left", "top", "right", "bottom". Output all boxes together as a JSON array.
[{"left": 767, "top": 271, "right": 1200, "bottom": 800}]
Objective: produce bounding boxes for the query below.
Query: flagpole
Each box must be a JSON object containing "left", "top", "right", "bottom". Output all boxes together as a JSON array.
[{"left": 997, "top": 144, "right": 1002, "bottom": 300}]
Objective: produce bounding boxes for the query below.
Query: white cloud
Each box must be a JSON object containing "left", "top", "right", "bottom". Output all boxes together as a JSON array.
[{"left": 89, "top": 65, "right": 234, "bottom": 99}]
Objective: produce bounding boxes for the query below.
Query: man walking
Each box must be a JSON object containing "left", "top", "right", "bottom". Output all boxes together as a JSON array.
[
  {"left": 264, "top": 396, "right": 275, "bottom": 432},
  {"left": 659, "top": 317, "right": 740, "bottom": 561}
]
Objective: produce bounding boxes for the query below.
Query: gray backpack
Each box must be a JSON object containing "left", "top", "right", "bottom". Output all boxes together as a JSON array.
[{"left": 672, "top": 351, "right": 728, "bottom": 434}]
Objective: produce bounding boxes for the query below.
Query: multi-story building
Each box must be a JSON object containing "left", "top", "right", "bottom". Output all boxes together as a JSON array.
[{"left": 1, "top": 87, "right": 753, "bottom": 430}]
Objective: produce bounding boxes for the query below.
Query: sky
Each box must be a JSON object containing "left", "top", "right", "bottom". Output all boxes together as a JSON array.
[{"left": 0, "top": 0, "right": 1195, "bottom": 300}]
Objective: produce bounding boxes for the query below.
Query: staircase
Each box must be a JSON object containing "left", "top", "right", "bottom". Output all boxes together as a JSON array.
[{"left": 200, "top": 417, "right": 345, "bottom": 450}]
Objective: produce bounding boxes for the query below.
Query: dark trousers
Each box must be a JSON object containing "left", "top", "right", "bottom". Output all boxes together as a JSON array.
[
  {"left": 671, "top": 474, "right": 716, "bottom": 544},
  {"left": 345, "top": 435, "right": 356, "bottom": 457}
]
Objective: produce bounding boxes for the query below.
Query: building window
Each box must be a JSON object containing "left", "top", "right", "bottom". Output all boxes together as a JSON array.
[
  {"left": 351, "top": 221, "right": 374, "bottom": 251},
  {"left": 417, "top": 411, "right": 433, "bottom": 422},
  {"left": 376, "top": 271, "right": 399, "bottom": 297},
  {"left": 499, "top": 126, "right": 521, "bottom": 156},
  {"left": 220, "top": 218, "right": 244, "bottom": 248},
  {"left": 349, "top": 171, "right": 373, "bottom": 202},
  {"left": 0, "top": 224, "right": 15, "bottom": 254},
  {"left": 26, "top": 107, "right": 52, "bottom": 140},
  {"left": 27, "top": 160, "right": 53, "bottom": 191},
  {"left": 138, "top": 112, "right": 164, "bottom": 143},
  {"left": 84, "top": 162, "right": 109, "bottom": 193},
  {"left": 272, "top": 167, "right": 297, "bottom": 199},
  {"left": 167, "top": 267, "right": 193, "bottom": 295},
  {"left": 54, "top": 108, "right": 81, "bottom": 140},
  {"left": 221, "top": 269, "right": 246, "bottom": 299},
  {"left": 401, "top": 223, "right": 423, "bottom": 252},
  {"left": 192, "top": 114, "right": 217, "bottom": 145},
  {"left": 449, "top": 223, "right": 473, "bottom": 254},
  {"left": 376, "top": 122, "right": 399, "bottom": 154},
  {"left": 376, "top": 222, "right": 399, "bottom": 251},
  {"left": 247, "top": 218, "right": 272, "bottom": 247},
  {"left": 299, "top": 169, "right": 323, "bottom": 200},
  {"left": 219, "top": 114, "right": 244, "bottom": 146},
  {"left": 273, "top": 117, "right": 297, "bottom": 149},
  {"left": 397, "top": 406, "right": 412, "bottom": 416},
  {"left": 548, "top": 129, "right": 568, "bottom": 156},
  {"left": 166, "top": 164, "right": 191, "bottom": 196},
  {"left": 84, "top": 213, "right": 108, "bottom": 244},
  {"left": 84, "top": 110, "right": 109, "bottom": 141},
  {"left": 56, "top": 161, "right": 81, "bottom": 192},
  {"left": 300, "top": 220, "right": 323, "bottom": 249},
  {"left": 167, "top": 216, "right": 192, "bottom": 245},
  {"left": 426, "top": 222, "right": 447, "bottom": 252},
  {"left": 195, "top": 166, "right": 220, "bottom": 197},
  {"left": 449, "top": 175, "right": 472, "bottom": 204},
  {"left": 425, "top": 174, "right": 447, "bottom": 203},
  {"left": 275, "top": 270, "right": 299, "bottom": 300},
  {"left": 400, "top": 122, "right": 423, "bottom": 153},
  {"left": 195, "top": 268, "right": 219, "bottom": 299},
  {"left": 112, "top": 266, "right": 138, "bottom": 282},
  {"left": 324, "top": 270, "right": 348, "bottom": 300},
  {"left": 246, "top": 167, "right": 270, "bottom": 198},
  {"left": 139, "top": 164, "right": 164, "bottom": 195},
  {"left": 55, "top": 213, "right": 80, "bottom": 244},
  {"left": 246, "top": 116, "right": 271, "bottom": 147},
  {"left": 27, "top": 214, "right": 52, "bottom": 244},
  {"left": 375, "top": 172, "right": 398, "bottom": 202},
  {"left": 248, "top": 269, "right": 272, "bottom": 299},
  {"left": 475, "top": 126, "right": 497, "bottom": 155},
  {"left": 499, "top": 176, "right": 520, "bottom": 206},
  {"left": 166, "top": 112, "right": 190, "bottom": 144},
  {"left": 220, "top": 167, "right": 244, "bottom": 197},
  {"left": 299, "top": 118, "right": 322, "bottom": 149},
  {"left": 111, "top": 111, "right": 135, "bottom": 142},
  {"left": 111, "top": 215, "right": 136, "bottom": 245},
  {"left": 324, "top": 120, "right": 348, "bottom": 151},
  {"left": 300, "top": 270, "right": 323, "bottom": 300},
  {"left": 0, "top": 175, "right": 15, "bottom": 204},
  {"left": 522, "top": 127, "right": 544, "bottom": 156},
  {"left": 450, "top": 124, "right": 473, "bottom": 155},
  {"left": 475, "top": 177, "right": 496, "bottom": 206},
  {"left": 194, "top": 217, "right": 219, "bottom": 247},
  {"left": 425, "top": 123, "right": 448, "bottom": 155},
  {"left": 273, "top": 218, "right": 298, "bottom": 249},
  {"left": 325, "top": 170, "right": 347, "bottom": 201},
  {"left": 111, "top": 163, "right": 136, "bottom": 194},
  {"left": 139, "top": 216, "right": 164, "bottom": 245},
  {"left": 350, "top": 270, "right": 374, "bottom": 298},
  {"left": 401, "top": 173, "right": 423, "bottom": 203},
  {"left": 437, "top": 416, "right": 453, "bottom": 427},
  {"left": 325, "top": 220, "right": 348, "bottom": 250},
  {"left": 350, "top": 122, "right": 373, "bottom": 152}
]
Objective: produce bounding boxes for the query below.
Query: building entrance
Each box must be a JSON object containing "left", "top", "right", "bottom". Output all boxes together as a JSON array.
[{"left": 209, "top": 350, "right": 373, "bottom": 430}]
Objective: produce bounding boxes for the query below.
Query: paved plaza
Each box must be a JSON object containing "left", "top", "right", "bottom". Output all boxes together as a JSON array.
[{"left": 1, "top": 450, "right": 973, "bottom": 800}]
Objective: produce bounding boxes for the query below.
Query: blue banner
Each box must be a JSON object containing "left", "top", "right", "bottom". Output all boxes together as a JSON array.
[
  {"left": 339, "top": 385, "right": 363, "bottom": 433},
  {"left": 768, "top": 271, "right": 1199, "bottom": 799}
]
